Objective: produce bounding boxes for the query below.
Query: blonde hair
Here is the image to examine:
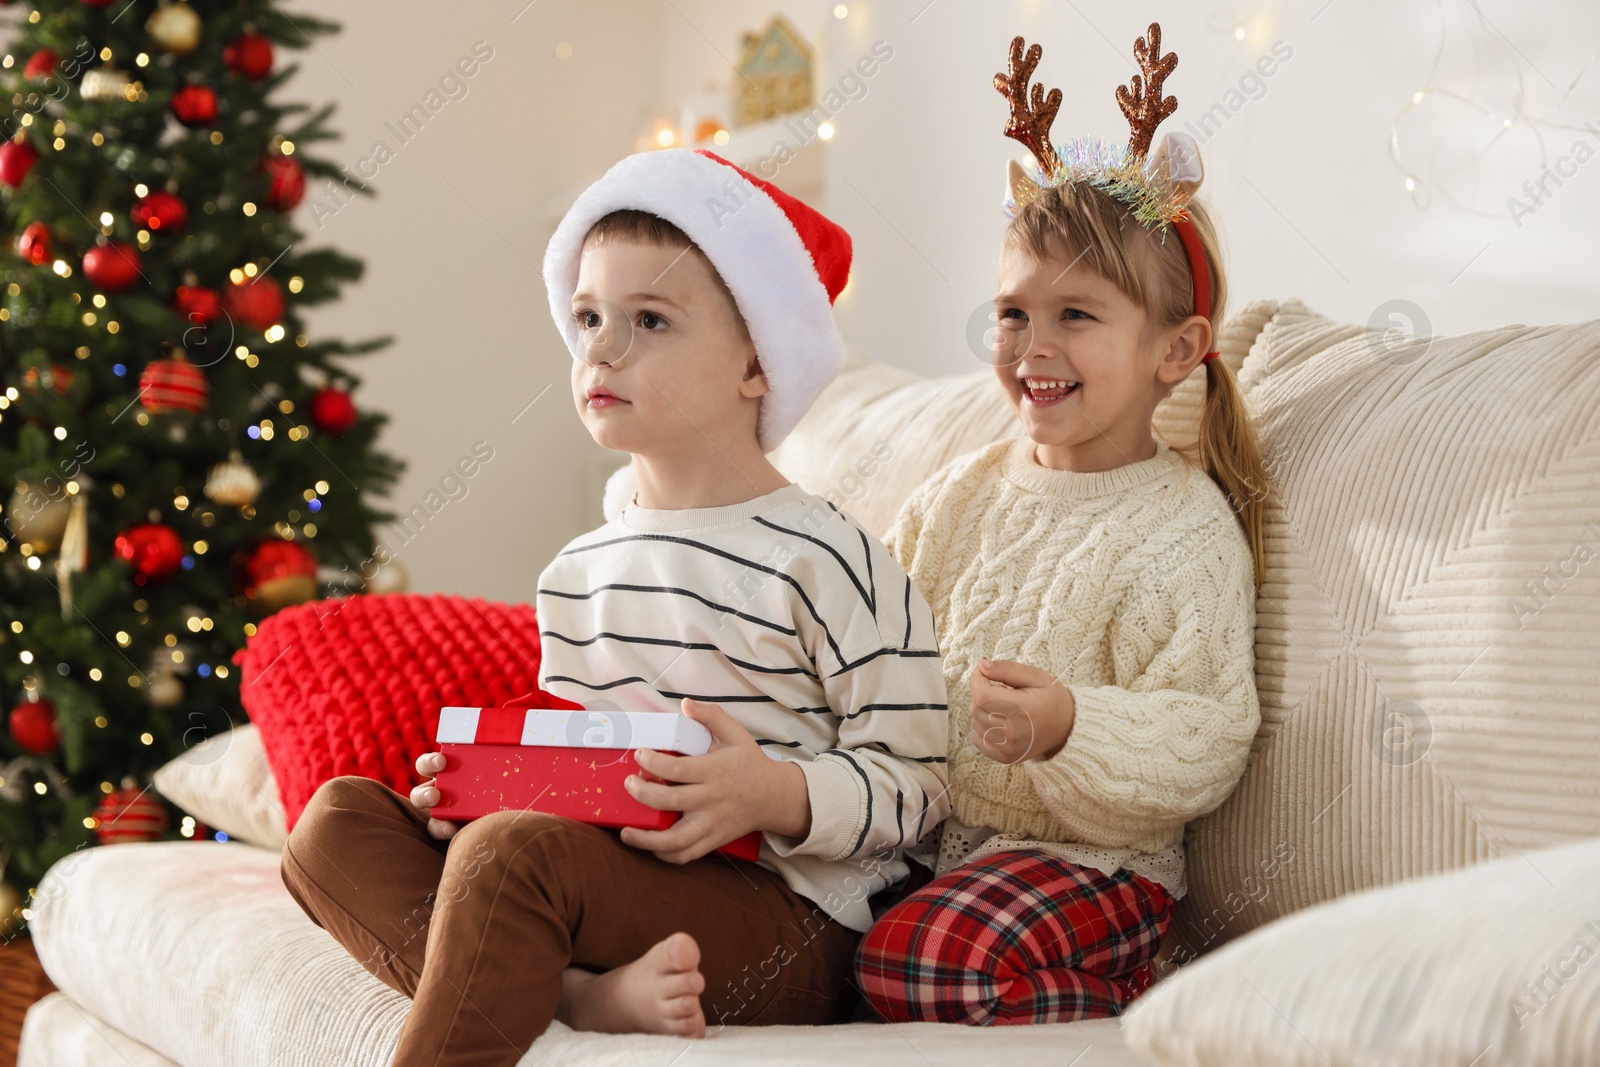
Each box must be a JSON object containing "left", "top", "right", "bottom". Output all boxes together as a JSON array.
[{"left": 1005, "top": 182, "right": 1268, "bottom": 590}]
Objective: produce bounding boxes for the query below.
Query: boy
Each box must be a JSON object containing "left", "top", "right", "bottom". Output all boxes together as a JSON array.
[{"left": 280, "top": 149, "right": 950, "bottom": 1065}]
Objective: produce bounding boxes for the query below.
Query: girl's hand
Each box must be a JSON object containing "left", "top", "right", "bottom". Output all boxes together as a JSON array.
[
  {"left": 968, "top": 658, "right": 1076, "bottom": 764},
  {"left": 619, "top": 697, "right": 808, "bottom": 864},
  {"left": 410, "top": 751, "right": 462, "bottom": 841}
]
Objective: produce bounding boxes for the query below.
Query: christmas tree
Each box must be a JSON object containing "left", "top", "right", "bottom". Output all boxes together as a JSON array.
[{"left": 0, "top": 1, "right": 405, "bottom": 935}]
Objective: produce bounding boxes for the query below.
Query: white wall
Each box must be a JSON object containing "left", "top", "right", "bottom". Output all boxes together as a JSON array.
[{"left": 274, "top": 1, "right": 666, "bottom": 602}]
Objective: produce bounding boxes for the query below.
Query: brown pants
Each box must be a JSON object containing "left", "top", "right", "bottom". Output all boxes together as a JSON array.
[{"left": 279, "top": 775, "right": 862, "bottom": 1065}]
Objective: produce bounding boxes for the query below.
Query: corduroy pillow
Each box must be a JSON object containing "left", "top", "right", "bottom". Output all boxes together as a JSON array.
[
  {"left": 1122, "top": 834, "right": 1600, "bottom": 1066},
  {"left": 233, "top": 593, "right": 580, "bottom": 828},
  {"left": 1159, "top": 300, "right": 1600, "bottom": 971},
  {"left": 151, "top": 723, "right": 288, "bottom": 850}
]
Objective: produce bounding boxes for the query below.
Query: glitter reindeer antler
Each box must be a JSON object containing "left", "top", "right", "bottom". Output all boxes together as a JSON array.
[
  {"left": 994, "top": 23, "right": 1204, "bottom": 229},
  {"left": 1115, "top": 22, "right": 1179, "bottom": 161},
  {"left": 994, "top": 36, "right": 1062, "bottom": 176}
]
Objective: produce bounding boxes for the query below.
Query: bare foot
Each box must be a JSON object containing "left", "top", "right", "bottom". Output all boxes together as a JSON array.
[{"left": 561, "top": 933, "right": 707, "bottom": 1038}]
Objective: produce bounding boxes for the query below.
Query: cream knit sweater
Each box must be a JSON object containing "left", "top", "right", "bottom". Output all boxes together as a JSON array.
[{"left": 890, "top": 436, "right": 1261, "bottom": 900}]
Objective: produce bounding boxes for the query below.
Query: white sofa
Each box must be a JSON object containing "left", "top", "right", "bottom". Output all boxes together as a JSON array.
[{"left": 21, "top": 299, "right": 1600, "bottom": 1066}]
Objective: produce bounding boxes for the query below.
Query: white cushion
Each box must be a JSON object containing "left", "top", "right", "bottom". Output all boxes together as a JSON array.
[
  {"left": 1122, "top": 834, "right": 1600, "bottom": 1066},
  {"left": 27, "top": 840, "right": 1155, "bottom": 1066},
  {"left": 21, "top": 994, "right": 180, "bottom": 1067},
  {"left": 151, "top": 723, "right": 288, "bottom": 851},
  {"left": 1163, "top": 300, "right": 1600, "bottom": 967}
]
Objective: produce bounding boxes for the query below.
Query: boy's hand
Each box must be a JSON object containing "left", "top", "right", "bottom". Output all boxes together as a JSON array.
[
  {"left": 619, "top": 697, "right": 808, "bottom": 864},
  {"left": 968, "top": 658, "right": 1076, "bottom": 765},
  {"left": 410, "top": 751, "right": 462, "bottom": 841}
]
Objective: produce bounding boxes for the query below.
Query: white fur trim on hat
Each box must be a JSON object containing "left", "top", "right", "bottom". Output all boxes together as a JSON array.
[
  {"left": 542, "top": 148, "right": 847, "bottom": 454},
  {"left": 601, "top": 462, "right": 637, "bottom": 524}
]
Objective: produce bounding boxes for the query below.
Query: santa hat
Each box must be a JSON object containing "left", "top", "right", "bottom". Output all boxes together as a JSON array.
[{"left": 543, "top": 148, "right": 852, "bottom": 459}]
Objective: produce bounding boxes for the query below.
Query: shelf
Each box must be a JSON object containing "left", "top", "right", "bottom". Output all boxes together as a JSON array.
[{"left": 699, "top": 112, "right": 829, "bottom": 205}]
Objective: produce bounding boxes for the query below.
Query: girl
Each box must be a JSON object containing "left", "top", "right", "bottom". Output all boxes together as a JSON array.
[{"left": 852, "top": 29, "right": 1268, "bottom": 1026}]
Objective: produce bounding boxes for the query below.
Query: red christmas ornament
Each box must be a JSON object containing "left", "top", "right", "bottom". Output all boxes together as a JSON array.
[
  {"left": 0, "top": 141, "right": 40, "bottom": 188},
  {"left": 81, "top": 0, "right": 118, "bottom": 7},
  {"left": 16, "top": 221, "right": 50, "bottom": 265},
  {"left": 309, "top": 387, "right": 358, "bottom": 435},
  {"left": 114, "top": 522, "right": 185, "bottom": 583},
  {"left": 92, "top": 786, "right": 168, "bottom": 844},
  {"left": 169, "top": 84, "right": 217, "bottom": 126},
  {"left": 223, "top": 33, "right": 273, "bottom": 80},
  {"left": 138, "top": 354, "right": 208, "bottom": 414},
  {"left": 237, "top": 539, "right": 318, "bottom": 610},
  {"left": 222, "top": 275, "right": 285, "bottom": 330},
  {"left": 173, "top": 284, "right": 222, "bottom": 326},
  {"left": 260, "top": 154, "right": 304, "bottom": 211},
  {"left": 23, "top": 49, "right": 58, "bottom": 80},
  {"left": 82, "top": 241, "right": 142, "bottom": 292},
  {"left": 8, "top": 696, "right": 60, "bottom": 755},
  {"left": 131, "top": 190, "right": 188, "bottom": 234}
]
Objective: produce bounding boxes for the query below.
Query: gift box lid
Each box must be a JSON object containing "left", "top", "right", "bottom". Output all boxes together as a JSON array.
[{"left": 436, "top": 705, "right": 715, "bottom": 754}]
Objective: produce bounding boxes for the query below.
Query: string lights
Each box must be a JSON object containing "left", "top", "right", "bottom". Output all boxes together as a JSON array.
[{"left": 1387, "top": 0, "right": 1600, "bottom": 214}]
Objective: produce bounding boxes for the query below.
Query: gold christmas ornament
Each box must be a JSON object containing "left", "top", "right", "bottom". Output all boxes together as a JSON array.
[
  {"left": 56, "top": 491, "right": 90, "bottom": 622},
  {"left": 205, "top": 450, "right": 260, "bottom": 508},
  {"left": 80, "top": 66, "right": 133, "bottom": 103},
  {"left": 146, "top": 2, "right": 202, "bottom": 56},
  {"left": 146, "top": 665, "right": 184, "bottom": 708},
  {"left": 6, "top": 480, "right": 71, "bottom": 552},
  {"left": 363, "top": 559, "right": 409, "bottom": 595},
  {"left": 257, "top": 573, "right": 316, "bottom": 611}
]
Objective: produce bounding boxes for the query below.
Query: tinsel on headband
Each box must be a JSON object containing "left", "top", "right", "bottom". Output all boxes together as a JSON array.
[{"left": 1001, "top": 135, "right": 1195, "bottom": 233}]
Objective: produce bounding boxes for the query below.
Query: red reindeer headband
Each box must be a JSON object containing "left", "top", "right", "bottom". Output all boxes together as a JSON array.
[{"left": 995, "top": 24, "right": 1219, "bottom": 362}]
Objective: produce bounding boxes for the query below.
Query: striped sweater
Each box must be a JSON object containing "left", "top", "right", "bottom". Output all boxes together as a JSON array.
[{"left": 534, "top": 480, "right": 951, "bottom": 933}]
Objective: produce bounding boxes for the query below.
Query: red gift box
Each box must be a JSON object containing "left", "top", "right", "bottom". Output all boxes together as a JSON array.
[{"left": 430, "top": 705, "right": 763, "bottom": 862}]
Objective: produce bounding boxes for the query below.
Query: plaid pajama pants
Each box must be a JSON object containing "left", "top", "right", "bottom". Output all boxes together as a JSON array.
[{"left": 854, "top": 849, "right": 1175, "bottom": 1025}]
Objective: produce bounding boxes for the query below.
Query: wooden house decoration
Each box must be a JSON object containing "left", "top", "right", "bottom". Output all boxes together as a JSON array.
[{"left": 733, "top": 14, "right": 814, "bottom": 127}]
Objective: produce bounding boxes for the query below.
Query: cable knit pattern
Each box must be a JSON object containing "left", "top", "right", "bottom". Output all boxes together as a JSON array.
[{"left": 889, "top": 436, "right": 1261, "bottom": 899}]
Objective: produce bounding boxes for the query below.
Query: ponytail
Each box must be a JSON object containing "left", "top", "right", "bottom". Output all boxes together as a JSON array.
[{"left": 1191, "top": 355, "right": 1268, "bottom": 591}]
